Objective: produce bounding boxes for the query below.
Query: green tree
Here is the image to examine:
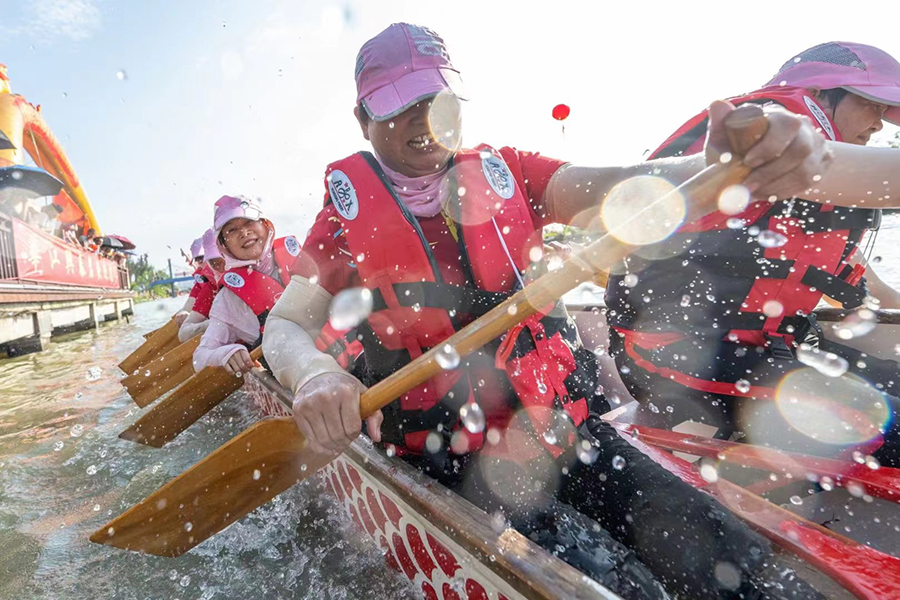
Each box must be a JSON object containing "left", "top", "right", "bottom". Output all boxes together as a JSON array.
[{"left": 126, "top": 254, "right": 170, "bottom": 298}]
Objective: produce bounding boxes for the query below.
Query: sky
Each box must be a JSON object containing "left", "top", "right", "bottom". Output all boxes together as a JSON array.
[{"left": 1, "top": 0, "right": 899, "bottom": 270}]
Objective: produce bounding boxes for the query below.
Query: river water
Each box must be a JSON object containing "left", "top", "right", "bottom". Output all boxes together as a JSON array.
[
  {"left": 0, "top": 296, "right": 415, "bottom": 600},
  {"left": 1, "top": 215, "right": 900, "bottom": 600}
]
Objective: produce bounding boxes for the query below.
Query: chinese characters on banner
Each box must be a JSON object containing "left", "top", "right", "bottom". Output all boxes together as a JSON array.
[{"left": 9, "top": 218, "right": 122, "bottom": 288}]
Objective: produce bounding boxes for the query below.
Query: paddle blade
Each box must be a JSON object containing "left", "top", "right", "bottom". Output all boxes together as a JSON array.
[
  {"left": 119, "top": 366, "right": 244, "bottom": 447},
  {"left": 121, "top": 336, "right": 202, "bottom": 408},
  {"left": 93, "top": 417, "right": 330, "bottom": 556},
  {"left": 119, "top": 319, "right": 181, "bottom": 375}
]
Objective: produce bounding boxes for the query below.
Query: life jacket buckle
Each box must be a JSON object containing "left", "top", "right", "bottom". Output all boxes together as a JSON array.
[{"left": 765, "top": 333, "right": 794, "bottom": 360}]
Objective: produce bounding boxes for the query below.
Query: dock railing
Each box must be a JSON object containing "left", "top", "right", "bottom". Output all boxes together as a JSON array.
[{"left": 0, "top": 212, "right": 18, "bottom": 280}]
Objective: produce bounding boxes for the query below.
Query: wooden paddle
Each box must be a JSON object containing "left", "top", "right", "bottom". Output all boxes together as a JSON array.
[
  {"left": 118, "top": 318, "right": 181, "bottom": 375},
  {"left": 91, "top": 107, "right": 768, "bottom": 557},
  {"left": 119, "top": 347, "right": 264, "bottom": 446},
  {"left": 121, "top": 336, "right": 203, "bottom": 408}
]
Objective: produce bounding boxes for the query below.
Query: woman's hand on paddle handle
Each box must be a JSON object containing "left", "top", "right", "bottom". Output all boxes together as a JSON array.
[
  {"left": 292, "top": 373, "right": 382, "bottom": 456},
  {"left": 174, "top": 311, "right": 190, "bottom": 327},
  {"left": 706, "top": 100, "right": 832, "bottom": 198},
  {"left": 223, "top": 348, "right": 259, "bottom": 375}
]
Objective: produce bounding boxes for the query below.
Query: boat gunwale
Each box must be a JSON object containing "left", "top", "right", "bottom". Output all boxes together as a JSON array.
[{"left": 248, "top": 368, "right": 621, "bottom": 600}]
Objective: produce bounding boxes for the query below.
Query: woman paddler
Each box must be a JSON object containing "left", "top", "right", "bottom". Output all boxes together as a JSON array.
[
  {"left": 605, "top": 42, "right": 900, "bottom": 466},
  {"left": 260, "top": 24, "right": 832, "bottom": 598},
  {"left": 173, "top": 235, "right": 206, "bottom": 327},
  {"left": 193, "top": 195, "right": 361, "bottom": 377},
  {"left": 177, "top": 228, "right": 222, "bottom": 342}
]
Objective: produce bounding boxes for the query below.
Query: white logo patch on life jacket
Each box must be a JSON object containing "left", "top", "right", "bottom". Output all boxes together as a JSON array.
[
  {"left": 328, "top": 169, "right": 359, "bottom": 221},
  {"left": 223, "top": 272, "right": 245, "bottom": 288},
  {"left": 803, "top": 96, "right": 836, "bottom": 141},
  {"left": 284, "top": 236, "right": 300, "bottom": 257},
  {"left": 193, "top": 274, "right": 205, "bottom": 284},
  {"left": 481, "top": 153, "right": 515, "bottom": 200}
]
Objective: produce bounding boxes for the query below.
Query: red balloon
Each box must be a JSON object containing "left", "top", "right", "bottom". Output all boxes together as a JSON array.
[{"left": 552, "top": 104, "right": 570, "bottom": 121}]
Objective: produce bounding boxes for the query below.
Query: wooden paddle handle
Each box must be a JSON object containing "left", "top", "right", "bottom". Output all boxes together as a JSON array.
[{"left": 358, "top": 106, "right": 769, "bottom": 419}]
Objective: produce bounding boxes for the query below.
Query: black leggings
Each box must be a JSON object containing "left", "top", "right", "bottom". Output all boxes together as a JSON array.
[
  {"left": 610, "top": 333, "right": 900, "bottom": 466},
  {"left": 399, "top": 419, "right": 822, "bottom": 599}
]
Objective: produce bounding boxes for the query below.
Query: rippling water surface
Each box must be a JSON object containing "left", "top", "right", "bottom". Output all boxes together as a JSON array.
[{"left": 0, "top": 297, "right": 414, "bottom": 600}]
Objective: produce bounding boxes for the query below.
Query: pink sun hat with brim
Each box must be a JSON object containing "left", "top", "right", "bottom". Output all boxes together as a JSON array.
[
  {"left": 356, "top": 23, "right": 467, "bottom": 122},
  {"left": 213, "top": 195, "right": 265, "bottom": 235},
  {"left": 201, "top": 227, "right": 220, "bottom": 260},
  {"left": 765, "top": 41, "right": 900, "bottom": 125},
  {"left": 189, "top": 236, "right": 204, "bottom": 260}
]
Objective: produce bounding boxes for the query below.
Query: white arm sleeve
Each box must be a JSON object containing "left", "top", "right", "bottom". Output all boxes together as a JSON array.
[
  {"left": 178, "top": 311, "right": 209, "bottom": 342},
  {"left": 262, "top": 275, "right": 352, "bottom": 396},
  {"left": 192, "top": 290, "right": 261, "bottom": 373}
]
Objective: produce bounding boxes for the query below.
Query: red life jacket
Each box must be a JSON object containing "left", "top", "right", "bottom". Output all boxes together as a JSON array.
[
  {"left": 325, "top": 148, "right": 597, "bottom": 456},
  {"left": 188, "top": 264, "right": 220, "bottom": 318},
  {"left": 220, "top": 236, "right": 362, "bottom": 368},
  {"left": 605, "top": 87, "right": 880, "bottom": 381}
]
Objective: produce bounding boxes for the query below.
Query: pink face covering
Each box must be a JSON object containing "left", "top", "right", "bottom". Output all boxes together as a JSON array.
[{"left": 374, "top": 153, "right": 448, "bottom": 218}]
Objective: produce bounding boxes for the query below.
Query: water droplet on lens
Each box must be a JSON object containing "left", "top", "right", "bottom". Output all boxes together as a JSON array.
[
  {"left": 93, "top": 504, "right": 100, "bottom": 511},
  {"left": 542, "top": 429, "right": 558, "bottom": 445},
  {"left": 680, "top": 294, "right": 691, "bottom": 307},
  {"left": 184, "top": 522, "right": 193, "bottom": 532},
  {"left": 70, "top": 424, "right": 84, "bottom": 438},
  {"left": 819, "top": 475, "right": 834, "bottom": 491},
  {"left": 789, "top": 495, "right": 803, "bottom": 505},
  {"left": 86, "top": 367, "right": 102, "bottom": 381},
  {"left": 425, "top": 431, "right": 442, "bottom": 453},
  {"left": 797, "top": 345, "right": 849, "bottom": 377},
  {"left": 735, "top": 379, "right": 751, "bottom": 393},
  {"left": 253, "top": 469, "right": 261, "bottom": 480},
  {"left": 757, "top": 230, "right": 788, "bottom": 248},
  {"left": 865, "top": 455, "right": 880, "bottom": 470},
  {"left": 699, "top": 458, "right": 719, "bottom": 483},
  {"left": 53, "top": 441, "right": 64, "bottom": 451},
  {"left": 718, "top": 185, "right": 750, "bottom": 215},
  {"left": 86, "top": 465, "right": 98, "bottom": 475},
  {"left": 835, "top": 309, "right": 876, "bottom": 340},
  {"left": 180, "top": 575, "right": 191, "bottom": 587},
  {"left": 726, "top": 217, "right": 745, "bottom": 229},
  {"left": 328, "top": 287, "right": 373, "bottom": 329},
  {"left": 576, "top": 439, "right": 598, "bottom": 464},
  {"left": 529, "top": 246, "right": 543, "bottom": 262},
  {"left": 435, "top": 344, "right": 460, "bottom": 370},
  {"left": 116, "top": 69, "right": 128, "bottom": 81},
  {"left": 623, "top": 273, "right": 639, "bottom": 288},
  {"left": 459, "top": 403, "right": 485, "bottom": 434},
  {"left": 612, "top": 455, "right": 626, "bottom": 470},
  {"left": 762, "top": 300, "right": 783, "bottom": 318},
  {"left": 537, "top": 381, "right": 548, "bottom": 394}
]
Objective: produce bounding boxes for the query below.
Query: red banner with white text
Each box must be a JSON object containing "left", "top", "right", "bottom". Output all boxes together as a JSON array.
[{"left": 10, "top": 218, "right": 122, "bottom": 288}]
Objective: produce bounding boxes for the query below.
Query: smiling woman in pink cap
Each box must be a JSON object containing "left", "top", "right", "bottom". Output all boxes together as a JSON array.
[
  {"left": 605, "top": 41, "right": 900, "bottom": 473},
  {"left": 259, "top": 24, "right": 841, "bottom": 597}
]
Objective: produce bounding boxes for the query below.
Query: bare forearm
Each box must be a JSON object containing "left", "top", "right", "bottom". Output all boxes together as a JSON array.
[
  {"left": 808, "top": 143, "right": 900, "bottom": 208},
  {"left": 543, "top": 155, "right": 705, "bottom": 228}
]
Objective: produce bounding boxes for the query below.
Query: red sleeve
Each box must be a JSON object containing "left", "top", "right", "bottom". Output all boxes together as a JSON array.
[
  {"left": 300, "top": 201, "right": 361, "bottom": 296},
  {"left": 498, "top": 147, "right": 566, "bottom": 228},
  {"left": 191, "top": 281, "right": 217, "bottom": 317},
  {"left": 188, "top": 281, "right": 202, "bottom": 299}
]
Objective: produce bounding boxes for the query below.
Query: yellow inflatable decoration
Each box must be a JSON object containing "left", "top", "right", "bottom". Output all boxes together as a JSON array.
[{"left": 0, "top": 64, "right": 101, "bottom": 234}]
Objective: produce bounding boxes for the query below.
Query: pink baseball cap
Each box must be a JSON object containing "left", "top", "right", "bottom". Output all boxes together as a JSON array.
[
  {"left": 201, "top": 227, "right": 220, "bottom": 260},
  {"left": 189, "top": 236, "right": 204, "bottom": 259},
  {"left": 355, "top": 23, "right": 466, "bottom": 121},
  {"left": 766, "top": 42, "right": 900, "bottom": 125},
  {"left": 213, "top": 195, "right": 264, "bottom": 234}
]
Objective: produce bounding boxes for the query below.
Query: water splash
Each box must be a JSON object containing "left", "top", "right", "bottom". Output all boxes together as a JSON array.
[{"left": 328, "top": 288, "right": 373, "bottom": 330}]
